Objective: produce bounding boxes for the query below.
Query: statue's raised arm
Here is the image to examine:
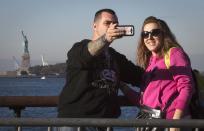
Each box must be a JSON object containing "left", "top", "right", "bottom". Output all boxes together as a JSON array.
[{"left": 21, "top": 30, "right": 29, "bottom": 53}]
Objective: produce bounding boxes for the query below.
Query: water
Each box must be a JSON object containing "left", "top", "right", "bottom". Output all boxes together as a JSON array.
[{"left": 0, "top": 77, "right": 138, "bottom": 131}]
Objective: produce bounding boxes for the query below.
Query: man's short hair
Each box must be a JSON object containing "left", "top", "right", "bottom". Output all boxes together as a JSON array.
[{"left": 94, "top": 9, "right": 116, "bottom": 22}]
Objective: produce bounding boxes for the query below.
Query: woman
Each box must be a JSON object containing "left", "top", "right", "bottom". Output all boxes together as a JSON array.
[{"left": 121, "top": 16, "right": 194, "bottom": 131}]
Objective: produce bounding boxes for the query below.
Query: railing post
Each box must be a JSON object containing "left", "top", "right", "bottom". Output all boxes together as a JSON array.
[
  {"left": 10, "top": 107, "right": 25, "bottom": 131},
  {"left": 47, "top": 126, "right": 51, "bottom": 131},
  {"left": 106, "top": 127, "right": 111, "bottom": 131}
]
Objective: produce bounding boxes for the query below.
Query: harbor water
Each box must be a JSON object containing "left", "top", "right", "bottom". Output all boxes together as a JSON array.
[{"left": 0, "top": 77, "right": 138, "bottom": 131}]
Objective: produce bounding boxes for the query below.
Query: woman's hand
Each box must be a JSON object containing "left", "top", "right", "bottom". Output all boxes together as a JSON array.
[
  {"left": 169, "top": 128, "right": 180, "bottom": 131},
  {"left": 173, "top": 109, "right": 183, "bottom": 119},
  {"left": 169, "top": 109, "right": 183, "bottom": 131}
]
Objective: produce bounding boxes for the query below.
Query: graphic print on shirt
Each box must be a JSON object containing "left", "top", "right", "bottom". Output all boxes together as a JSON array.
[
  {"left": 91, "top": 68, "right": 117, "bottom": 95},
  {"left": 100, "top": 69, "right": 116, "bottom": 82},
  {"left": 91, "top": 49, "right": 118, "bottom": 95}
]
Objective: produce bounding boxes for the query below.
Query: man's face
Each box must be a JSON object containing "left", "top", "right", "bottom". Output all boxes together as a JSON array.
[{"left": 93, "top": 12, "right": 118, "bottom": 39}]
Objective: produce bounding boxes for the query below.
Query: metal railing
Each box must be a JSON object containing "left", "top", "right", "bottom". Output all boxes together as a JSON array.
[
  {"left": 0, "top": 96, "right": 133, "bottom": 131},
  {"left": 0, "top": 96, "right": 131, "bottom": 117},
  {"left": 0, "top": 118, "right": 204, "bottom": 131},
  {"left": 1, "top": 118, "right": 204, "bottom": 127},
  {"left": 0, "top": 96, "right": 204, "bottom": 131}
]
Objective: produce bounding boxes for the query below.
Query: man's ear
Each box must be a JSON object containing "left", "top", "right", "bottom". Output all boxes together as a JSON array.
[{"left": 93, "top": 23, "right": 97, "bottom": 31}]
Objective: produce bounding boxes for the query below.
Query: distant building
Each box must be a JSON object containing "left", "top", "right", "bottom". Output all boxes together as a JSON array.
[
  {"left": 41, "top": 55, "right": 49, "bottom": 66},
  {"left": 0, "top": 71, "right": 17, "bottom": 77},
  {"left": 0, "top": 71, "right": 7, "bottom": 76},
  {"left": 6, "top": 71, "right": 17, "bottom": 77}
]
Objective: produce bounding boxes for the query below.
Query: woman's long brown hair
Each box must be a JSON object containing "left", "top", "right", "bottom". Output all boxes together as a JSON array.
[{"left": 136, "top": 16, "right": 182, "bottom": 69}]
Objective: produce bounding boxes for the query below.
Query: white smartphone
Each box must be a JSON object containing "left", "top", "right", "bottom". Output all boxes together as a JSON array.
[{"left": 117, "top": 25, "right": 134, "bottom": 36}]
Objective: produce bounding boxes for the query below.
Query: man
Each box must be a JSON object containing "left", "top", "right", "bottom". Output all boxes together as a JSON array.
[{"left": 58, "top": 8, "right": 143, "bottom": 131}]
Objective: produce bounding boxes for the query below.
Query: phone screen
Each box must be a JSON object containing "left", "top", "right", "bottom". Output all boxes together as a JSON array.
[{"left": 117, "top": 25, "right": 134, "bottom": 36}]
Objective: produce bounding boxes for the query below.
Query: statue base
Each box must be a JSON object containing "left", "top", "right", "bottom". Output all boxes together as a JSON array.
[{"left": 18, "top": 53, "right": 30, "bottom": 76}]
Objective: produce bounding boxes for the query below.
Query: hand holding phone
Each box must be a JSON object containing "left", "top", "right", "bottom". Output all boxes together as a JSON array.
[{"left": 117, "top": 25, "right": 134, "bottom": 36}]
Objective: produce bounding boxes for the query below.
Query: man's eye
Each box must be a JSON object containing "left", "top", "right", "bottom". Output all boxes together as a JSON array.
[{"left": 104, "top": 21, "right": 111, "bottom": 25}]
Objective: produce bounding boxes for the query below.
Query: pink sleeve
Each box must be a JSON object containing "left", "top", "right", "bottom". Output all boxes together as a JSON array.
[{"left": 170, "top": 48, "right": 194, "bottom": 110}]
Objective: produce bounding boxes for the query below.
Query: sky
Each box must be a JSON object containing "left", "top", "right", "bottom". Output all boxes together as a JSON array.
[{"left": 0, "top": 0, "right": 204, "bottom": 71}]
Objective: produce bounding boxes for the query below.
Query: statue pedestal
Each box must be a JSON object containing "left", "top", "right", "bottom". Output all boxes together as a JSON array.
[{"left": 18, "top": 53, "right": 30, "bottom": 75}]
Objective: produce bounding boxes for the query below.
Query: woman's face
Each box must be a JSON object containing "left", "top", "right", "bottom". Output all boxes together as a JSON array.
[{"left": 142, "top": 23, "right": 163, "bottom": 56}]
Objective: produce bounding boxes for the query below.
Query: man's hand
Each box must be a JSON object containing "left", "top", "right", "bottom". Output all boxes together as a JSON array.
[
  {"left": 88, "top": 23, "right": 125, "bottom": 56},
  {"left": 104, "top": 23, "right": 125, "bottom": 43}
]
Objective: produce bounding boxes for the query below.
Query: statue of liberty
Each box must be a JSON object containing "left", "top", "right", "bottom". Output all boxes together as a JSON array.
[
  {"left": 21, "top": 30, "right": 29, "bottom": 53},
  {"left": 18, "top": 30, "right": 30, "bottom": 76}
]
